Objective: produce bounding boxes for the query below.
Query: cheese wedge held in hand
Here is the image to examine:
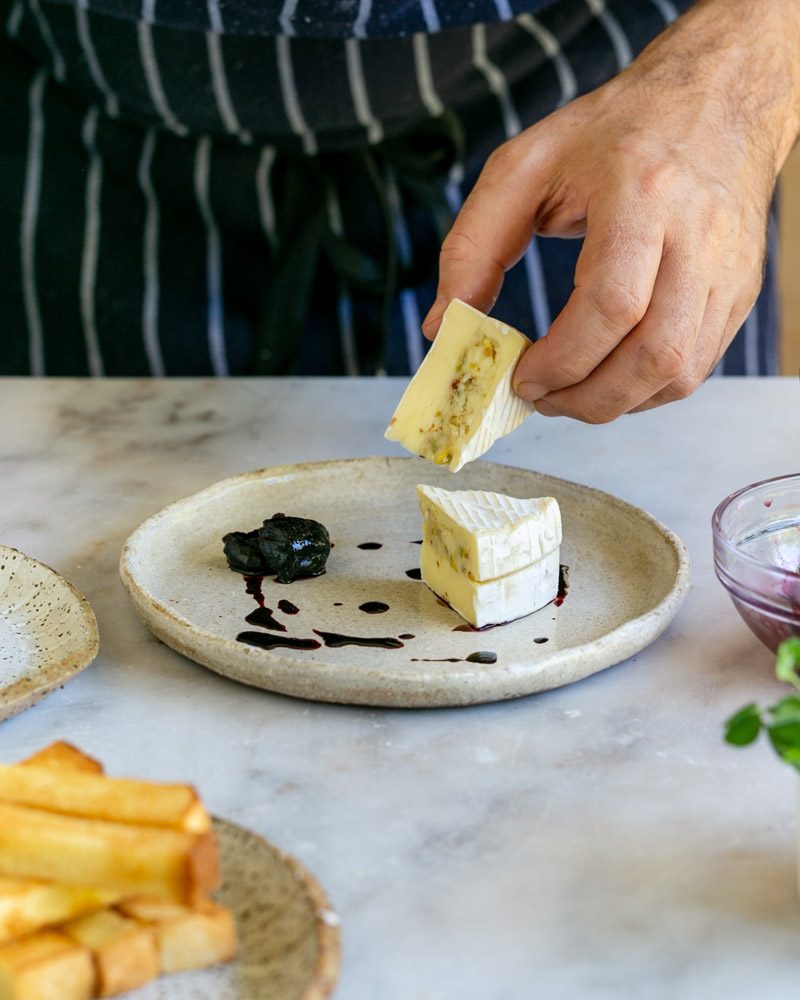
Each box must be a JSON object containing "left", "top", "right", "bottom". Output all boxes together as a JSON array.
[{"left": 385, "top": 299, "right": 534, "bottom": 472}]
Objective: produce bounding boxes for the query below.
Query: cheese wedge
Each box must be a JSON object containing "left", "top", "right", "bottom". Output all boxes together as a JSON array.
[
  {"left": 417, "top": 484, "right": 562, "bottom": 628},
  {"left": 417, "top": 485, "right": 561, "bottom": 582},
  {"left": 420, "top": 542, "right": 559, "bottom": 629},
  {"left": 385, "top": 299, "right": 534, "bottom": 472}
]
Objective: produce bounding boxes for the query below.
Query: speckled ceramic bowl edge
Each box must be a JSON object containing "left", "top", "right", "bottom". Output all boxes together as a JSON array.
[{"left": 0, "top": 545, "right": 99, "bottom": 723}]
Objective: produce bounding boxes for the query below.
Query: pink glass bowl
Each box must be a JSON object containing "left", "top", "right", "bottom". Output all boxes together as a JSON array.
[{"left": 713, "top": 474, "right": 800, "bottom": 653}]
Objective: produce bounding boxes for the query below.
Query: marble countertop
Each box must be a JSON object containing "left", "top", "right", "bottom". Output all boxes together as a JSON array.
[{"left": 0, "top": 376, "right": 798, "bottom": 999}]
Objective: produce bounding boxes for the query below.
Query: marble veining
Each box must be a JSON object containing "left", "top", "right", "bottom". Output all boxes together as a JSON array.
[{"left": 0, "top": 377, "right": 798, "bottom": 999}]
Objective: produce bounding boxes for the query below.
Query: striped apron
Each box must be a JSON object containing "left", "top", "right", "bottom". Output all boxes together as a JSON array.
[{"left": 0, "top": 0, "right": 779, "bottom": 376}]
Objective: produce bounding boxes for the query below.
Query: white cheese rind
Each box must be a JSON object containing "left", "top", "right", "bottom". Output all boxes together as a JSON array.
[
  {"left": 417, "top": 485, "right": 562, "bottom": 582},
  {"left": 420, "top": 543, "right": 559, "bottom": 629},
  {"left": 384, "top": 298, "right": 534, "bottom": 472}
]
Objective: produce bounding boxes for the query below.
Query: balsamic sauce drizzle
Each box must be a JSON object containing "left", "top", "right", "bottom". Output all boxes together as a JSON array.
[
  {"left": 245, "top": 607, "right": 286, "bottom": 632},
  {"left": 359, "top": 601, "right": 389, "bottom": 614}
]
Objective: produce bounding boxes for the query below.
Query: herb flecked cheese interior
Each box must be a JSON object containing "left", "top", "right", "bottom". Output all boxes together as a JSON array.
[{"left": 385, "top": 299, "right": 534, "bottom": 472}]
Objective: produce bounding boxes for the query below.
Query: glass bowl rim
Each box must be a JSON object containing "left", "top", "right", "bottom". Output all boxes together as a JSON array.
[{"left": 712, "top": 472, "right": 800, "bottom": 582}]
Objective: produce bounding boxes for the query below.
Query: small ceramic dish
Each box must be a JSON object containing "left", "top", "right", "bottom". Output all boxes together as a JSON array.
[
  {"left": 713, "top": 473, "right": 800, "bottom": 652},
  {"left": 141, "top": 818, "right": 340, "bottom": 1000},
  {"left": 0, "top": 545, "right": 99, "bottom": 721}
]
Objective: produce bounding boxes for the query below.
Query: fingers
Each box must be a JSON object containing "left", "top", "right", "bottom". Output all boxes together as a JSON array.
[
  {"left": 512, "top": 194, "right": 665, "bottom": 398},
  {"left": 627, "top": 296, "right": 743, "bottom": 412},
  {"left": 534, "top": 238, "right": 711, "bottom": 423},
  {"left": 422, "top": 140, "right": 553, "bottom": 339}
]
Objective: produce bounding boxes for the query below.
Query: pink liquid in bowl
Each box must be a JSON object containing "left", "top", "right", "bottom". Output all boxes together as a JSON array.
[{"left": 713, "top": 475, "right": 800, "bottom": 654}]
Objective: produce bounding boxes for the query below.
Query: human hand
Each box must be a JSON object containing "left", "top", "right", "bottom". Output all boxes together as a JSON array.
[{"left": 422, "top": 0, "right": 800, "bottom": 422}]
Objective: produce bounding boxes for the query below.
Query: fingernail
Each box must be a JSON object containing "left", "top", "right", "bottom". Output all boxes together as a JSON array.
[
  {"left": 422, "top": 295, "right": 447, "bottom": 336},
  {"left": 534, "top": 399, "right": 563, "bottom": 417},
  {"left": 514, "top": 381, "right": 548, "bottom": 402}
]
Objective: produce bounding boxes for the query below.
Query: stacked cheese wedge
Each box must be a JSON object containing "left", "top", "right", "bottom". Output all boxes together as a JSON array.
[
  {"left": 0, "top": 742, "right": 236, "bottom": 1000},
  {"left": 418, "top": 485, "right": 562, "bottom": 628},
  {"left": 385, "top": 299, "right": 534, "bottom": 472}
]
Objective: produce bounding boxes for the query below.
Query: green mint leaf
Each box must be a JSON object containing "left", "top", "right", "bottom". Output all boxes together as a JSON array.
[
  {"left": 776, "top": 638, "right": 800, "bottom": 689},
  {"left": 724, "top": 704, "right": 762, "bottom": 746}
]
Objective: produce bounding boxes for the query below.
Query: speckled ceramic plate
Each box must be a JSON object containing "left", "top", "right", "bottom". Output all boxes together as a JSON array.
[
  {"left": 136, "top": 818, "right": 340, "bottom": 1000},
  {"left": 0, "top": 545, "right": 99, "bottom": 721},
  {"left": 120, "top": 458, "right": 690, "bottom": 708}
]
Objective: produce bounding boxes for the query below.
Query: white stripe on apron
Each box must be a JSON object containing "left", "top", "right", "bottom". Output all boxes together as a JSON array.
[
  {"left": 75, "top": 0, "right": 120, "bottom": 118},
  {"left": 278, "top": 0, "right": 298, "bottom": 36},
  {"left": 255, "top": 145, "right": 278, "bottom": 250},
  {"left": 419, "top": 0, "right": 441, "bottom": 33},
  {"left": 5, "top": 1, "right": 24, "bottom": 38},
  {"left": 137, "top": 128, "right": 165, "bottom": 376},
  {"left": 385, "top": 166, "right": 423, "bottom": 372},
  {"left": 584, "top": 0, "right": 633, "bottom": 69},
  {"left": 139, "top": 0, "right": 188, "bottom": 136},
  {"left": 28, "top": 0, "right": 66, "bottom": 82},
  {"left": 193, "top": 136, "right": 229, "bottom": 376},
  {"left": 21, "top": 69, "right": 47, "bottom": 376},
  {"left": 646, "top": 0, "right": 679, "bottom": 24},
  {"left": 518, "top": 14, "right": 578, "bottom": 107},
  {"left": 326, "top": 186, "right": 359, "bottom": 376},
  {"left": 206, "top": 31, "right": 251, "bottom": 142},
  {"left": 492, "top": 0, "right": 513, "bottom": 19},
  {"left": 352, "top": 0, "right": 372, "bottom": 39},
  {"left": 80, "top": 106, "right": 105, "bottom": 377},
  {"left": 275, "top": 35, "right": 318, "bottom": 155},
  {"left": 472, "top": 24, "right": 551, "bottom": 339},
  {"left": 345, "top": 38, "right": 383, "bottom": 144},
  {"left": 743, "top": 308, "right": 759, "bottom": 377},
  {"left": 412, "top": 33, "right": 444, "bottom": 117}
]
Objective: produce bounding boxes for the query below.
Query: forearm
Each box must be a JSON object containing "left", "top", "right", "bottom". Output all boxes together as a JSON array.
[{"left": 632, "top": 0, "right": 800, "bottom": 178}]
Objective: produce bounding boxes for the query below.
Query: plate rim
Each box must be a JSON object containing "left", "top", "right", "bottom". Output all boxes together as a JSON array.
[
  {"left": 0, "top": 544, "right": 99, "bottom": 723},
  {"left": 119, "top": 457, "right": 691, "bottom": 708},
  {"left": 212, "top": 816, "right": 341, "bottom": 1000}
]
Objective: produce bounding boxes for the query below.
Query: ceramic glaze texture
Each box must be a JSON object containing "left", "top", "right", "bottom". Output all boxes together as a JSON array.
[
  {"left": 133, "top": 819, "right": 340, "bottom": 1000},
  {"left": 120, "top": 458, "right": 690, "bottom": 708},
  {"left": 0, "top": 546, "right": 98, "bottom": 721}
]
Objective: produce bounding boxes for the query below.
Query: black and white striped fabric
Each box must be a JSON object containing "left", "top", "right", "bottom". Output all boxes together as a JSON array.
[{"left": 0, "top": 0, "right": 779, "bottom": 376}]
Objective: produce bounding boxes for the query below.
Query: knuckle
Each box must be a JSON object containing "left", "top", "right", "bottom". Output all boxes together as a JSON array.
[
  {"left": 587, "top": 280, "right": 649, "bottom": 331},
  {"left": 665, "top": 372, "right": 702, "bottom": 401},
  {"left": 439, "top": 228, "right": 481, "bottom": 266},
  {"left": 635, "top": 159, "right": 678, "bottom": 202},
  {"left": 635, "top": 339, "right": 686, "bottom": 384}
]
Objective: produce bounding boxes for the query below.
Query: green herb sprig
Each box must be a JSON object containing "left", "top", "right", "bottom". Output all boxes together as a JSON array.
[{"left": 724, "top": 638, "right": 800, "bottom": 768}]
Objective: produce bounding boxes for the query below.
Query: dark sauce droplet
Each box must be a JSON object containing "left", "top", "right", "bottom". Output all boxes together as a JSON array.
[
  {"left": 359, "top": 601, "right": 389, "bottom": 615},
  {"left": 333, "top": 602, "right": 343, "bottom": 607},
  {"left": 245, "top": 607, "right": 286, "bottom": 632},
  {"left": 406, "top": 568, "right": 422, "bottom": 580},
  {"left": 554, "top": 564, "right": 570, "bottom": 608},
  {"left": 399, "top": 633, "right": 415, "bottom": 640},
  {"left": 244, "top": 575, "right": 265, "bottom": 608},
  {"left": 278, "top": 599, "right": 299, "bottom": 615},
  {"left": 313, "top": 630, "right": 404, "bottom": 650},
  {"left": 357, "top": 542, "right": 382, "bottom": 550},
  {"left": 237, "top": 631, "right": 320, "bottom": 651},
  {"left": 412, "top": 657, "right": 461, "bottom": 663},
  {"left": 410, "top": 539, "right": 423, "bottom": 545},
  {"left": 534, "top": 637, "right": 549, "bottom": 644},
  {"left": 452, "top": 622, "right": 498, "bottom": 632},
  {"left": 466, "top": 651, "right": 497, "bottom": 664},
  {"left": 412, "top": 651, "right": 497, "bottom": 664}
]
